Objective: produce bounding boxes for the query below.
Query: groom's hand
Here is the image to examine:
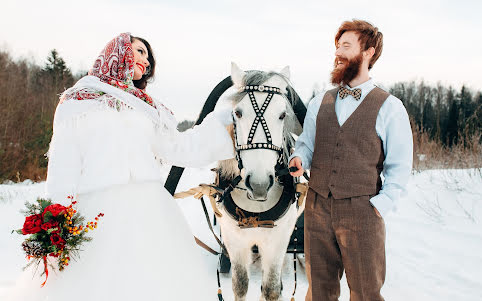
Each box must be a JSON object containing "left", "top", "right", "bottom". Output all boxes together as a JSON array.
[
  {"left": 289, "top": 157, "right": 304, "bottom": 177},
  {"left": 373, "top": 207, "right": 382, "bottom": 218}
]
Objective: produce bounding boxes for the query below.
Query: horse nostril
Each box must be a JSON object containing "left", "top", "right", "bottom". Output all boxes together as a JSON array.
[
  {"left": 268, "top": 175, "right": 274, "bottom": 190},
  {"left": 245, "top": 175, "right": 252, "bottom": 191}
]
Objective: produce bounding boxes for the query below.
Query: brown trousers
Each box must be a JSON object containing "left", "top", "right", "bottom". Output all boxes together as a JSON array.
[{"left": 304, "top": 189, "right": 386, "bottom": 301}]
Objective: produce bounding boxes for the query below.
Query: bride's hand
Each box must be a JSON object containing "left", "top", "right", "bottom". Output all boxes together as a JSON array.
[{"left": 213, "top": 107, "right": 234, "bottom": 126}]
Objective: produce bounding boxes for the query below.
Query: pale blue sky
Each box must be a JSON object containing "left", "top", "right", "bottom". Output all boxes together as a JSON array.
[{"left": 1, "top": 0, "right": 481, "bottom": 120}]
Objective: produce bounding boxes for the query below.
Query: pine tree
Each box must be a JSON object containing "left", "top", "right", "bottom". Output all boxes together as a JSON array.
[
  {"left": 43, "top": 49, "right": 74, "bottom": 92},
  {"left": 423, "top": 99, "right": 436, "bottom": 137},
  {"left": 433, "top": 83, "right": 445, "bottom": 140},
  {"left": 446, "top": 98, "right": 459, "bottom": 146},
  {"left": 458, "top": 86, "right": 473, "bottom": 120},
  {"left": 416, "top": 81, "right": 428, "bottom": 129},
  {"left": 440, "top": 87, "right": 455, "bottom": 145}
]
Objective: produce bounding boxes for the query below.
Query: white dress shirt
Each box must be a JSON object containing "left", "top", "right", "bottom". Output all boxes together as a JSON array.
[{"left": 291, "top": 79, "right": 413, "bottom": 218}]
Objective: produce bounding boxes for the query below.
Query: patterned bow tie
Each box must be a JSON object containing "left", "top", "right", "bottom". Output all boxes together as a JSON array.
[{"left": 339, "top": 86, "right": 362, "bottom": 100}]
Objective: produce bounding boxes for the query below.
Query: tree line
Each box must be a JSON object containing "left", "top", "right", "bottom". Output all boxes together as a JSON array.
[
  {"left": 0, "top": 50, "right": 480, "bottom": 181},
  {"left": 390, "top": 81, "right": 481, "bottom": 148},
  {"left": 390, "top": 82, "right": 481, "bottom": 170},
  {"left": 0, "top": 49, "right": 78, "bottom": 181}
]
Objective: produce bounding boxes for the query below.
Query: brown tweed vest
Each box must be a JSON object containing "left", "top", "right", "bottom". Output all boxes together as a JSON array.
[{"left": 309, "top": 87, "right": 390, "bottom": 199}]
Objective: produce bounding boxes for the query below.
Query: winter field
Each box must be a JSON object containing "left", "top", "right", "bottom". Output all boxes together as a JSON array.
[{"left": 1, "top": 167, "right": 481, "bottom": 300}]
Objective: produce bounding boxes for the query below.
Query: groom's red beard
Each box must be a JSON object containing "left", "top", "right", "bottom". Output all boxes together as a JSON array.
[{"left": 330, "top": 53, "right": 363, "bottom": 86}]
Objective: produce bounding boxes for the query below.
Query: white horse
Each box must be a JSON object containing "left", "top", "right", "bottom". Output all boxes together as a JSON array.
[{"left": 216, "top": 63, "right": 305, "bottom": 301}]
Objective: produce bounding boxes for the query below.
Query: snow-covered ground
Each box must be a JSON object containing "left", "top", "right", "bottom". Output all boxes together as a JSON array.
[{"left": 1, "top": 168, "right": 481, "bottom": 300}]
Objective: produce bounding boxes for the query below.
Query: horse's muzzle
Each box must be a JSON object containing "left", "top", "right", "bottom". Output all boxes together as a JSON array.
[{"left": 245, "top": 174, "right": 274, "bottom": 201}]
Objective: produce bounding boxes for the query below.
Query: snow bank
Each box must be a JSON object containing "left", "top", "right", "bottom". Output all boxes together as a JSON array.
[{"left": 0, "top": 168, "right": 481, "bottom": 300}]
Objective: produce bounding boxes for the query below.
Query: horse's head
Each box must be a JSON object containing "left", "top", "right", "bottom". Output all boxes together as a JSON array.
[{"left": 229, "top": 62, "right": 296, "bottom": 201}]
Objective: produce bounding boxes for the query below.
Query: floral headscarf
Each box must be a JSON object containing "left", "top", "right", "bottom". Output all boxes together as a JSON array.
[{"left": 61, "top": 33, "right": 156, "bottom": 108}]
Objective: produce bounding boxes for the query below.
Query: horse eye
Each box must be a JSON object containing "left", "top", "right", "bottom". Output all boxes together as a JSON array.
[
  {"left": 235, "top": 110, "right": 242, "bottom": 118},
  {"left": 279, "top": 112, "right": 286, "bottom": 120}
]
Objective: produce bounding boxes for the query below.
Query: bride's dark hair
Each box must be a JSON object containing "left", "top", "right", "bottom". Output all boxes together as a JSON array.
[{"left": 131, "top": 36, "right": 156, "bottom": 90}]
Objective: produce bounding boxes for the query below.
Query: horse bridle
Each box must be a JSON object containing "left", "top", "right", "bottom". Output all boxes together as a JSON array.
[
  {"left": 233, "top": 84, "right": 286, "bottom": 172},
  {"left": 217, "top": 83, "right": 304, "bottom": 205},
  {"left": 214, "top": 83, "right": 307, "bottom": 228}
]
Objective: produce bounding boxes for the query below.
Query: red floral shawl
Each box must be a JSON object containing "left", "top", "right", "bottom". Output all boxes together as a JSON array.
[{"left": 62, "top": 33, "right": 156, "bottom": 108}]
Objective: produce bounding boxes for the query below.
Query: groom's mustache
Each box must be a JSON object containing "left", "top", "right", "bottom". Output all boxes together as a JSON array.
[{"left": 330, "top": 53, "right": 363, "bottom": 86}]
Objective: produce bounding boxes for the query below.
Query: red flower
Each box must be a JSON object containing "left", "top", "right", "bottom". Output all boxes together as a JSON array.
[
  {"left": 50, "top": 234, "right": 66, "bottom": 248},
  {"left": 43, "top": 204, "right": 67, "bottom": 219},
  {"left": 41, "top": 221, "right": 60, "bottom": 233},
  {"left": 22, "top": 214, "right": 43, "bottom": 235}
]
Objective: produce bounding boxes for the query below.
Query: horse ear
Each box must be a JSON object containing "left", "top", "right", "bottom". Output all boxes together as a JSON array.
[
  {"left": 280, "top": 66, "right": 290, "bottom": 79},
  {"left": 231, "top": 62, "right": 246, "bottom": 87}
]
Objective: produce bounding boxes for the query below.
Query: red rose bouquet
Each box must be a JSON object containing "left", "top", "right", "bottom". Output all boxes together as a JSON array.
[{"left": 14, "top": 196, "right": 104, "bottom": 287}]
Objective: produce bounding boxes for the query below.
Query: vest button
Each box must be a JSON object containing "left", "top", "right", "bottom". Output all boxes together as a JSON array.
[{"left": 332, "top": 170, "right": 337, "bottom": 174}]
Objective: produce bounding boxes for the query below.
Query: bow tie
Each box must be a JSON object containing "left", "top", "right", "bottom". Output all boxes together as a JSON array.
[{"left": 339, "top": 87, "right": 362, "bottom": 101}]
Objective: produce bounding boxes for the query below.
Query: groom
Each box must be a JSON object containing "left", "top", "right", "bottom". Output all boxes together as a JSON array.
[{"left": 289, "top": 20, "right": 413, "bottom": 300}]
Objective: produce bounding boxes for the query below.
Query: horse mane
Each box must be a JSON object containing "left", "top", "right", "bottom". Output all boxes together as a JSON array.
[{"left": 217, "top": 70, "right": 297, "bottom": 180}]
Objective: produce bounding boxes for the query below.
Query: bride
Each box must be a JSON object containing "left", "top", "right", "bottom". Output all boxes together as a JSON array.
[{"left": 7, "top": 33, "right": 234, "bottom": 300}]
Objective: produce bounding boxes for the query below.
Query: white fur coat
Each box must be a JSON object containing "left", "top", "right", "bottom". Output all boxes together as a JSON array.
[{"left": 46, "top": 76, "right": 234, "bottom": 202}]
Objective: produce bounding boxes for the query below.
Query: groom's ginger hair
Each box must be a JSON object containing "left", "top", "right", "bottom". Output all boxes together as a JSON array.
[{"left": 335, "top": 19, "right": 383, "bottom": 70}]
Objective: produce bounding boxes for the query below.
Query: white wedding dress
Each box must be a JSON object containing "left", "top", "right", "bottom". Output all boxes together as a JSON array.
[{"left": 6, "top": 77, "right": 234, "bottom": 300}]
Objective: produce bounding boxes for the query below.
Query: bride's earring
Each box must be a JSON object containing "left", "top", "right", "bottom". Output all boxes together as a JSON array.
[{"left": 144, "top": 66, "right": 151, "bottom": 77}]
